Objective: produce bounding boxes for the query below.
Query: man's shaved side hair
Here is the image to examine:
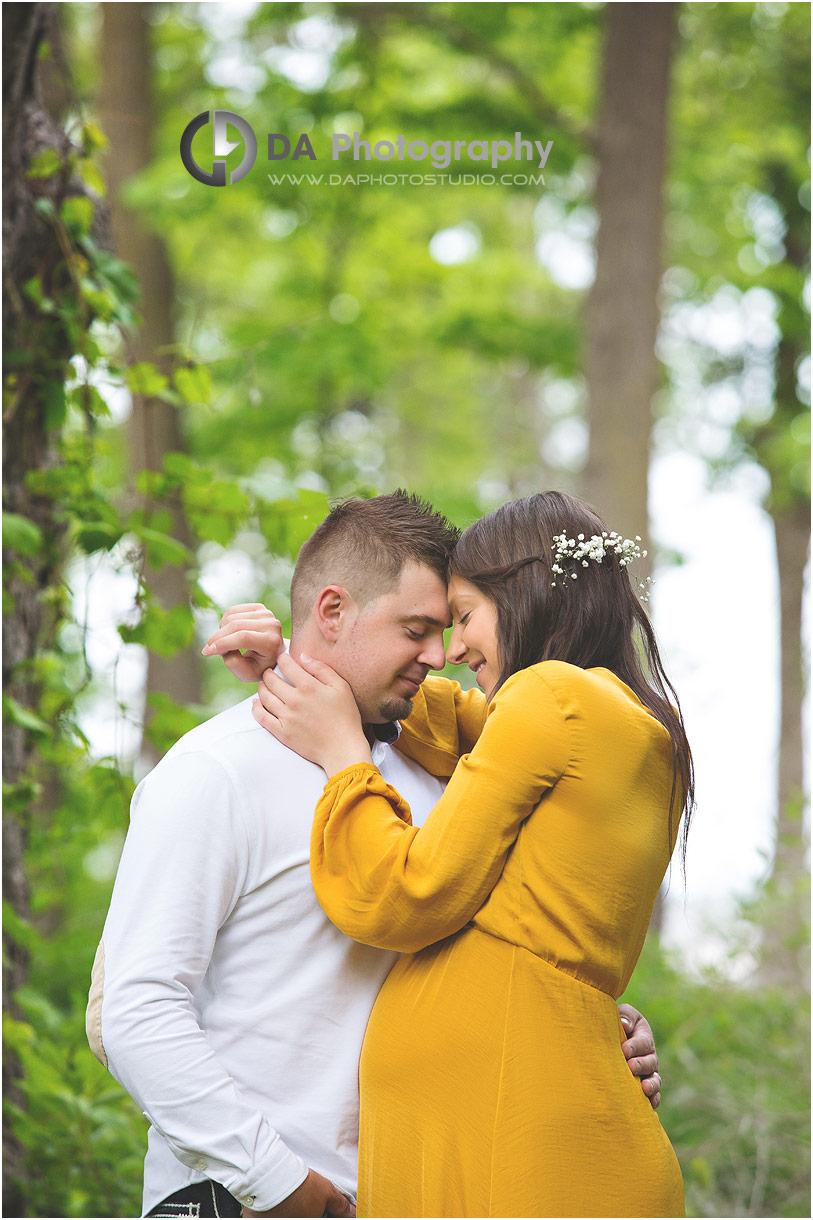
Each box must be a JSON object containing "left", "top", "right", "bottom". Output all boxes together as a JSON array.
[{"left": 291, "top": 490, "right": 460, "bottom": 627}]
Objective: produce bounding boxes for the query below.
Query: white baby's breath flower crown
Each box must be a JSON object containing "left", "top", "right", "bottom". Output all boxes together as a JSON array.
[{"left": 551, "top": 531, "right": 652, "bottom": 601}]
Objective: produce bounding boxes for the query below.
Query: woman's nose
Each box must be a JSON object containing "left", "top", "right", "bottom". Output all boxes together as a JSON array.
[{"left": 445, "top": 626, "right": 466, "bottom": 666}]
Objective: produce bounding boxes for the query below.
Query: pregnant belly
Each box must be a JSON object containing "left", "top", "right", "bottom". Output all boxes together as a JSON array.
[
  {"left": 361, "top": 923, "right": 642, "bottom": 1120},
  {"left": 357, "top": 924, "right": 683, "bottom": 1218}
]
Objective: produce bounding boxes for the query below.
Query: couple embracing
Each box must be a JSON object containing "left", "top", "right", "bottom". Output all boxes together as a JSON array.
[{"left": 89, "top": 488, "right": 692, "bottom": 1218}]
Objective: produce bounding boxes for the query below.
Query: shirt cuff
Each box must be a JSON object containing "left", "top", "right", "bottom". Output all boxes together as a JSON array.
[{"left": 231, "top": 1140, "right": 309, "bottom": 1211}]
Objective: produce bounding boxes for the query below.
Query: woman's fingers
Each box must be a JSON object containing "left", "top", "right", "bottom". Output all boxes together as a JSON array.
[
  {"left": 275, "top": 652, "right": 337, "bottom": 691},
  {"left": 218, "top": 603, "right": 276, "bottom": 629},
  {"left": 258, "top": 668, "right": 289, "bottom": 702},
  {"left": 256, "top": 679, "right": 287, "bottom": 716},
  {"left": 220, "top": 603, "right": 272, "bottom": 616},
  {"left": 202, "top": 628, "right": 276, "bottom": 656},
  {"left": 253, "top": 697, "right": 283, "bottom": 737},
  {"left": 298, "top": 652, "right": 346, "bottom": 686}
]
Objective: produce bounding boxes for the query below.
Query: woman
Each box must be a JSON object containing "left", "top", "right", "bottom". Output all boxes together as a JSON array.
[{"left": 251, "top": 491, "right": 692, "bottom": 1218}]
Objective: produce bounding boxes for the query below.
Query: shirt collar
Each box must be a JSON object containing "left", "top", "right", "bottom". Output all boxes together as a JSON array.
[{"left": 370, "top": 720, "right": 401, "bottom": 745}]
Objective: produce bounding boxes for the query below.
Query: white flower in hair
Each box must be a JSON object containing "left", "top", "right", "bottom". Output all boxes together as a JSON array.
[{"left": 551, "top": 530, "right": 652, "bottom": 601}]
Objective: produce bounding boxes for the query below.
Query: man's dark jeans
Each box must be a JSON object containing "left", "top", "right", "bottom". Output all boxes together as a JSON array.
[{"left": 146, "top": 1180, "right": 242, "bottom": 1218}]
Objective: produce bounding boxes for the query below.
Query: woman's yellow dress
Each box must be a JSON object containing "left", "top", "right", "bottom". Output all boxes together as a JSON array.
[{"left": 311, "top": 661, "right": 685, "bottom": 1218}]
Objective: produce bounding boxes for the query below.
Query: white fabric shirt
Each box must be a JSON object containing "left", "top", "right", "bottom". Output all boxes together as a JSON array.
[{"left": 94, "top": 696, "right": 444, "bottom": 1215}]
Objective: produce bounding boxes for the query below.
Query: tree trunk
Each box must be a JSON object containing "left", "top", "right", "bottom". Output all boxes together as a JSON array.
[
  {"left": 753, "top": 143, "right": 811, "bottom": 986},
  {"left": 755, "top": 500, "right": 809, "bottom": 989},
  {"left": 98, "top": 2, "right": 200, "bottom": 762},
  {"left": 2, "top": 4, "right": 78, "bottom": 1208},
  {"left": 583, "top": 2, "right": 677, "bottom": 540},
  {"left": 583, "top": 4, "right": 678, "bottom": 935},
  {"left": 771, "top": 501, "right": 809, "bottom": 866}
]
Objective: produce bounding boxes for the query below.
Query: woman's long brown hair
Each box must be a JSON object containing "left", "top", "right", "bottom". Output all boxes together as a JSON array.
[{"left": 450, "top": 490, "right": 695, "bottom": 866}]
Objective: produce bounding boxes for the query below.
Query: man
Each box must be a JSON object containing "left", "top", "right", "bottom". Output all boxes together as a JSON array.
[{"left": 88, "top": 491, "right": 661, "bottom": 1219}]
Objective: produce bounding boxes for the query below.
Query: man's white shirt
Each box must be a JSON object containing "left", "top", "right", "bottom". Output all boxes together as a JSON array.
[{"left": 91, "top": 696, "right": 445, "bottom": 1215}]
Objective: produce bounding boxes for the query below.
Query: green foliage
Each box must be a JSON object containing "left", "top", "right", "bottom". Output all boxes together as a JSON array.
[
  {"left": 6, "top": 749, "right": 146, "bottom": 1220},
  {"left": 3, "top": 512, "right": 45, "bottom": 557},
  {"left": 143, "top": 691, "right": 207, "bottom": 756},
  {"left": 666, "top": 2, "right": 810, "bottom": 514},
  {"left": 6, "top": 995, "right": 146, "bottom": 1220},
  {"left": 622, "top": 930, "right": 811, "bottom": 1218},
  {"left": 26, "top": 147, "right": 63, "bottom": 180},
  {"left": 6, "top": 4, "right": 809, "bottom": 1217}
]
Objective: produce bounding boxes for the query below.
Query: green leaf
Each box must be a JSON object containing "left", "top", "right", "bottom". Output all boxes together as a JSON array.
[
  {"left": 2, "top": 900, "right": 37, "bottom": 951},
  {"left": 77, "top": 332, "right": 102, "bottom": 363},
  {"left": 2, "top": 1013, "right": 36, "bottom": 1055},
  {"left": 23, "top": 276, "right": 47, "bottom": 309},
  {"left": 43, "top": 380, "right": 67, "bottom": 429},
  {"left": 77, "top": 158, "right": 106, "bottom": 197},
  {"left": 60, "top": 195, "right": 94, "bottom": 238},
  {"left": 80, "top": 120, "right": 108, "bottom": 153},
  {"left": 163, "top": 452, "right": 195, "bottom": 480},
  {"left": 68, "top": 383, "right": 112, "bottom": 418},
  {"left": 3, "top": 512, "right": 44, "bottom": 557},
  {"left": 2, "top": 779, "right": 42, "bottom": 818},
  {"left": 260, "top": 488, "right": 331, "bottom": 556},
  {"left": 144, "top": 692, "right": 203, "bottom": 754},
  {"left": 2, "top": 695, "right": 50, "bottom": 736},
  {"left": 118, "top": 601, "right": 196, "bottom": 657},
  {"left": 85, "top": 244, "right": 140, "bottom": 304},
  {"left": 80, "top": 284, "right": 116, "bottom": 320},
  {"left": 155, "top": 387, "right": 184, "bottom": 408},
  {"left": 75, "top": 521, "right": 124, "bottom": 555},
  {"left": 134, "top": 526, "right": 193, "bottom": 569},
  {"left": 125, "top": 362, "right": 169, "bottom": 396},
  {"left": 27, "top": 149, "right": 62, "bottom": 180},
  {"left": 173, "top": 364, "right": 213, "bottom": 405},
  {"left": 134, "top": 469, "right": 171, "bottom": 499}
]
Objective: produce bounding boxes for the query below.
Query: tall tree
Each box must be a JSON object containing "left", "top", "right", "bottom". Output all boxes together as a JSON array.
[
  {"left": 2, "top": 3, "right": 97, "bottom": 1207},
  {"left": 754, "top": 155, "right": 810, "bottom": 986},
  {"left": 583, "top": 2, "right": 677, "bottom": 543},
  {"left": 582, "top": 3, "right": 678, "bottom": 931},
  {"left": 98, "top": 1, "right": 200, "bottom": 761}
]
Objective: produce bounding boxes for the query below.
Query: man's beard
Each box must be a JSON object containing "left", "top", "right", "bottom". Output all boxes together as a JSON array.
[{"left": 376, "top": 693, "right": 415, "bottom": 723}]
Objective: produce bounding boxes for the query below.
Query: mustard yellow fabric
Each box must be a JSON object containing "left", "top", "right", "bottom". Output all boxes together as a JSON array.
[
  {"left": 311, "top": 662, "right": 685, "bottom": 1218},
  {"left": 396, "top": 674, "right": 488, "bottom": 778}
]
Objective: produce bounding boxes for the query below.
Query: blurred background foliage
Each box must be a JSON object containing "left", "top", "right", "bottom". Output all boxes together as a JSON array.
[{"left": 2, "top": 2, "right": 809, "bottom": 1216}]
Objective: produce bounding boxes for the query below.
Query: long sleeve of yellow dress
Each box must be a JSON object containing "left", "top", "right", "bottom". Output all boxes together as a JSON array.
[
  {"left": 394, "top": 675, "right": 488, "bottom": 778},
  {"left": 310, "top": 668, "right": 570, "bottom": 954},
  {"left": 313, "top": 662, "right": 685, "bottom": 1218}
]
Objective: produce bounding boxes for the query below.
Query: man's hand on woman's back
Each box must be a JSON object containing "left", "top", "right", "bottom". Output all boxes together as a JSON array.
[
  {"left": 242, "top": 1168, "right": 355, "bottom": 1217},
  {"left": 619, "top": 1002, "right": 662, "bottom": 1110}
]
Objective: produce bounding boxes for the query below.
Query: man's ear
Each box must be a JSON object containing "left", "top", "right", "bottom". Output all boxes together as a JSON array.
[{"left": 313, "top": 585, "right": 356, "bottom": 644}]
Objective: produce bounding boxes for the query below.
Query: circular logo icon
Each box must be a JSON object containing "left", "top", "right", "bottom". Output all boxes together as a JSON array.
[{"left": 180, "top": 110, "right": 257, "bottom": 186}]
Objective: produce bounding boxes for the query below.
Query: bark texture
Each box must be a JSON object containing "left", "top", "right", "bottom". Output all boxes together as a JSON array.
[
  {"left": 583, "top": 2, "right": 677, "bottom": 545},
  {"left": 758, "top": 157, "right": 811, "bottom": 984},
  {"left": 583, "top": 4, "right": 678, "bottom": 935},
  {"left": 99, "top": 1, "right": 201, "bottom": 761},
  {"left": 746, "top": 132, "right": 812, "bottom": 987},
  {"left": 3, "top": 4, "right": 77, "bottom": 1207}
]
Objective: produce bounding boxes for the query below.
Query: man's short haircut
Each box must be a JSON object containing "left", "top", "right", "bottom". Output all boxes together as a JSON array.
[{"left": 290, "top": 490, "right": 460, "bottom": 626}]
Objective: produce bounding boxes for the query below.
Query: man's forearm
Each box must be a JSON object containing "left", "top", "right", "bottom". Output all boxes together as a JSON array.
[{"left": 94, "top": 748, "right": 308, "bottom": 1211}]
